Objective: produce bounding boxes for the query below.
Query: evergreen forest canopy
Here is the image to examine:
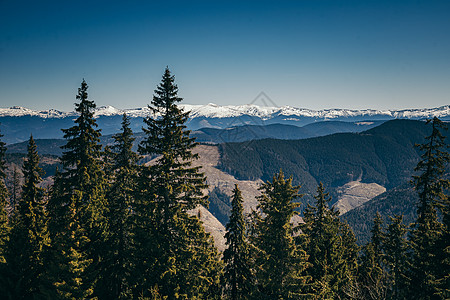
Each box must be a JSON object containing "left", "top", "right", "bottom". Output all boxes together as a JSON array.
[{"left": 0, "top": 68, "right": 449, "bottom": 299}]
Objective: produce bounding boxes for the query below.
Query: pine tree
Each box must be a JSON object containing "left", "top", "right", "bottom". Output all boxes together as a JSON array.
[
  {"left": 301, "top": 182, "right": 358, "bottom": 298},
  {"left": 384, "top": 215, "right": 409, "bottom": 300},
  {"left": 339, "top": 222, "right": 359, "bottom": 297},
  {"left": 46, "top": 197, "right": 94, "bottom": 300},
  {"left": 358, "top": 212, "right": 388, "bottom": 300},
  {"left": 45, "top": 80, "right": 106, "bottom": 298},
  {"left": 409, "top": 117, "right": 449, "bottom": 299},
  {"left": 223, "top": 184, "right": 252, "bottom": 300},
  {"left": 96, "top": 114, "right": 139, "bottom": 299},
  {"left": 0, "top": 126, "right": 9, "bottom": 265},
  {"left": 436, "top": 193, "right": 450, "bottom": 299},
  {"left": 371, "top": 212, "right": 384, "bottom": 257},
  {"left": 2, "top": 135, "right": 49, "bottom": 298},
  {"left": 10, "top": 166, "right": 21, "bottom": 215},
  {"left": 436, "top": 202, "right": 450, "bottom": 299},
  {"left": 252, "top": 171, "right": 311, "bottom": 299},
  {"left": 135, "top": 68, "right": 221, "bottom": 298}
]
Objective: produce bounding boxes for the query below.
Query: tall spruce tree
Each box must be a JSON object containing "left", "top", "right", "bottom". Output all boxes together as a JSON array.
[
  {"left": 96, "top": 114, "right": 139, "bottom": 299},
  {"left": 135, "top": 68, "right": 221, "bottom": 298},
  {"left": 44, "top": 172, "right": 95, "bottom": 299},
  {"left": 432, "top": 122, "right": 450, "bottom": 300},
  {"left": 2, "top": 135, "right": 48, "bottom": 298},
  {"left": 252, "top": 171, "right": 311, "bottom": 299},
  {"left": 10, "top": 167, "right": 21, "bottom": 215},
  {"left": 301, "top": 182, "right": 358, "bottom": 299},
  {"left": 45, "top": 80, "right": 106, "bottom": 298},
  {"left": 436, "top": 194, "right": 450, "bottom": 299},
  {"left": 409, "top": 117, "right": 449, "bottom": 299},
  {"left": 223, "top": 184, "right": 252, "bottom": 300},
  {"left": 384, "top": 215, "right": 409, "bottom": 300},
  {"left": 358, "top": 212, "right": 388, "bottom": 300},
  {"left": 0, "top": 126, "right": 9, "bottom": 266}
]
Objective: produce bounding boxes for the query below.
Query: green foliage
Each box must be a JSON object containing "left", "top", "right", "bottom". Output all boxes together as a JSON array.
[
  {"left": 341, "top": 184, "right": 418, "bottom": 245},
  {"left": 135, "top": 68, "right": 221, "bottom": 298},
  {"left": 10, "top": 166, "right": 21, "bottom": 216},
  {"left": 96, "top": 114, "right": 139, "bottom": 299},
  {"left": 384, "top": 215, "right": 409, "bottom": 299},
  {"left": 223, "top": 184, "right": 252, "bottom": 299},
  {"left": 45, "top": 80, "right": 106, "bottom": 298},
  {"left": 3, "top": 76, "right": 449, "bottom": 299},
  {"left": 252, "top": 171, "right": 311, "bottom": 299},
  {"left": 0, "top": 126, "right": 9, "bottom": 258},
  {"left": 0, "top": 126, "right": 10, "bottom": 295},
  {"left": 357, "top": 213, "right": 388, "bottom": 300},
  {"left": 1, "top": 135, "right": 49, "bottom": 298},
  {"left": 409, "top": 117, "right": 449, "bottom": 299},
  {"left": 218, "top": 120, "right": 447, "bottom": 211},
  {"left": 436, "top": 185, "right": 450, "bottom": 299},
  {"left": 4, "top": 152, "right": 62, "bottom": 180},
  {"left": 300, "top": 183, "right": 358, "bottom": 299},
  {"left": 45, "top": 198, "right": 94, "bottom": 300}
]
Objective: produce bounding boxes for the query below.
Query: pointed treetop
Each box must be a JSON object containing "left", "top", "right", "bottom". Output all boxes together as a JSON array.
[{"left": 151, "top": 67, "right": 182, "bottom": 110}]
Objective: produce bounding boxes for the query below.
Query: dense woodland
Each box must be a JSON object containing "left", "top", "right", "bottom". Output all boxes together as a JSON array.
[{"left": 0, "top": 68, "right": 449, "bottom": 299}]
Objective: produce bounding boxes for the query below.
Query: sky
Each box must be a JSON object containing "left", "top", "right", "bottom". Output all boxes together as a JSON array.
[{"left": 0, "top": 0, "right": 449, "bottom": 111}]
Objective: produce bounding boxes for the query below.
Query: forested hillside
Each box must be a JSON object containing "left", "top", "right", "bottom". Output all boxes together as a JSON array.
[
  {"left": 341, "top": 184, "right": 418, "bottom": 245},
  {"left": 0, "top": 70, "right": 449, "bottom": 299},
  {"left": 218, "top": 119, "right": 448, "bottom": 194},
  {"left": 191, "top": 121, "right": 383, "bottom": 143}
]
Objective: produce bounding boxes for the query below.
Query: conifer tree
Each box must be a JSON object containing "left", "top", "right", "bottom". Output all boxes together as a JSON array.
[
  {"left": 135, "top": 68, "right": 221, "bottom": 298},
  {"left": 409, "top": 117, "right": 449, "bottom": 299},
  {"left": 384, "top": 215, "right": 409, "bottom": 300},
  {"left": 301, "top": 182, "right": 358, "bottom": 298},
  {"left": 223, "top": 184, "right": 252, "bottom": 300},
  {"left": 252, "top": 171, "right": 311, "bottom": 299},
  {"left": 10, "top": 166, "right": 21, "bottom": 215},
  {"left": 358, "top": 212, "right": 388, "bottom": 300},
  {"left": 42, "top": 172, "right": 93, "bottom": 299},
  {"left": 432, "top": 122, "right": 450, "bottom": 300},
  {"left": 436, "top": 195, "right": 450, "bottom": 299},
  {"left": 96, "top": 114, "right": 139, "bottom": 299},
  {"left": 371, "top": 212, "right": 384, "bottom": 257},
  {"left": 0, "top": 126, "right": 9, "bottom": 265},
  {"left": 45, "top": 80, "right": 106, "bottom": 298},
  {"left": 2, "top": 135, "right": 48, "bottom": 298},
  {"left": 339, "top": 222, "right": 359, "bottom": 297}
]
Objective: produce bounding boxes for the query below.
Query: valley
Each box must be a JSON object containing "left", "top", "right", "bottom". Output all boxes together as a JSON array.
[{"left": 2, "top": 118, "right": 445, "bottom": 245}]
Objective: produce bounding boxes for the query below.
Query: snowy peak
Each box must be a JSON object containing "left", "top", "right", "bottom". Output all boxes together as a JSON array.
[
  {"left": 1, "top": 104, "right": 449, "bottom": 120},
  {"left": 1, "top": 103, "right": 449, "bottom": 145},
  {"left": 95, "top": 105, "right": 121, "bottom": 116},
  {"left": 0, "top": 106, "right": 74, "bottom": 118},
  {"left": 184, "top": 104, "right": 450, "bottom": 120}
]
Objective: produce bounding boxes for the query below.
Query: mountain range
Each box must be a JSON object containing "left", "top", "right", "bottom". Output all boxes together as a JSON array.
[
  {"left": 1, "top": 104, "right": 449, "bottom": 144},
  {"left": 5, "top": 121, "right": 384, "bottom": 156},
  {"left": 1, "top": 104, "right": 449, "bottom": 244}
]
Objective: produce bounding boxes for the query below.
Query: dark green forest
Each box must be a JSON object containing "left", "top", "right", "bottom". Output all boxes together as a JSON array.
[
  {"left": 218, "top": 119, "right": 448, "bottom": 191},
  {"left": 0, "top": 69, "right": 449, "bottom": 299}
]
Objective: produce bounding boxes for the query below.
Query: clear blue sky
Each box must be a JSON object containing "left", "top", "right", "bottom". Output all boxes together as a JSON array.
[{"left": 1, "top": 0, "right": 449, "bottom": 111}]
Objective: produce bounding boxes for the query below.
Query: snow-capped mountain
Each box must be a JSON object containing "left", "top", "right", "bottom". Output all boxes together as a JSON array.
[
  {"left": 1, "top": 103, "right": 449, "bottom": 120},
  {"left": 0, "top": 104, "right": 449, "bottom": 144}
]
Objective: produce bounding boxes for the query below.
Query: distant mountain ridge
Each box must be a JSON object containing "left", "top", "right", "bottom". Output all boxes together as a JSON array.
[
  {"left": 1, "top": 104, "right": 449, "bottom": 120},
  {"left": 5, "top": 121, "right": 383, "bottom": 156},
  {"left": 1, "top": 104, "right": 449, "bottom": 144}
]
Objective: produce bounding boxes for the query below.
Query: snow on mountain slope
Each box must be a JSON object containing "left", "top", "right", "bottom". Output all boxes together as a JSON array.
[
  {"left": 0, "top": 106, "right": 75, "bottom": 118},
  {"left": 1, "top": 104, "right": 449, "bottom": 120}
]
